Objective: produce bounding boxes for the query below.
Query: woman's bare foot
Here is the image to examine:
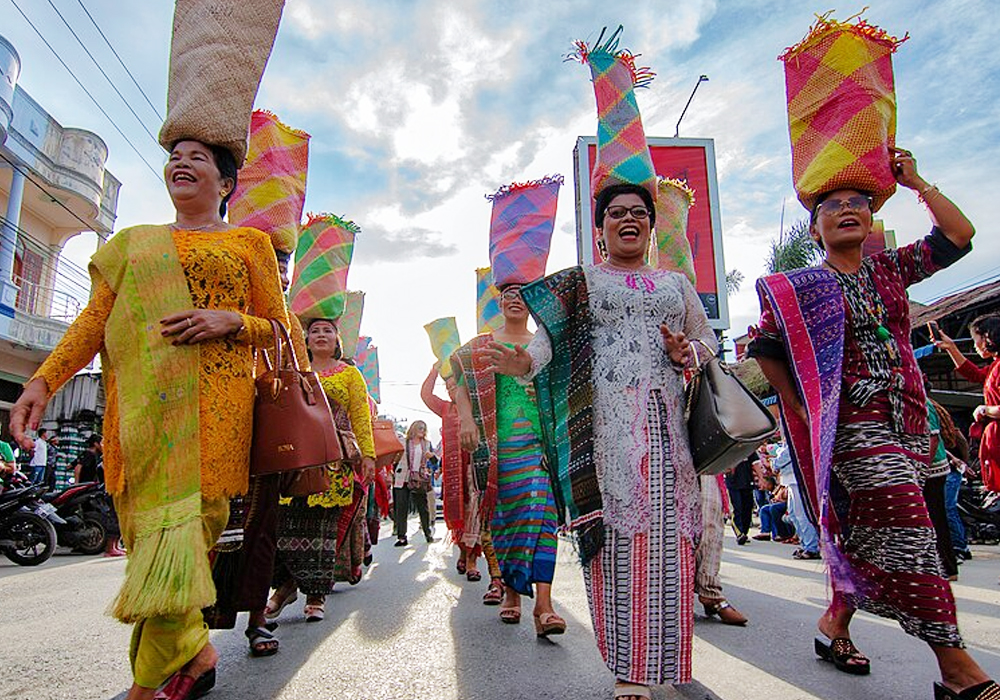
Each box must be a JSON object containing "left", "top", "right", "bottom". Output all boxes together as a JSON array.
[
  {"left": 817, "top": 608, "right": 868, "bottom": 670},
  {"left": 613, "top": 681, "right": 651, "bottom": 699}
]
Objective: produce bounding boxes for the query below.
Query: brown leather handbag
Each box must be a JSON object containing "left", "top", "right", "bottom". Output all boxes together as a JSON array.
[
  {"left": 250, "top": 320, "right": 343, "bottom": 477},
  {"left": 373, "top": 419, "right": 404, "bottom": 468},
  {"left": 280, "top": 466, "right": 331, "bottom": 497}
]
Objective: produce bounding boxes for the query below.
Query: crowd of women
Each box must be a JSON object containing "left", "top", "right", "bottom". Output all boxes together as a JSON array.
[{"left": 6, "top": 10, "right": 1000, "bottom": 700}]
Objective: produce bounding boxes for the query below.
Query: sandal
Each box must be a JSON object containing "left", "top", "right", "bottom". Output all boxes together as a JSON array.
[
  {"left": 263, "top": 589, "right": 298, "bottom": 621},
  {"left": 483, "top": 578, "right": 504, "bottom": 606},
  {"left": 814, "top": 636, "right": 871, "bottom": 675},
  {"left": 245, "top": 626, "right": 279, "bottom": 657},
  {"left": 499, "top": 605, "right": 521, "bottom": 624},
  {"left": 466, "top": 568, "right": 482, "bottom": 582},
  {"left": 702, "top": 599, "right": 748, "bottom": 626},
  {"left": 533, "top": 611, "right": 567, "bottom": 637},
  {"left": 793, "top": 549, "right": 821, "bottom": 560},
  {"left": 613, "top": 681, "right": 651, "bottom": 699},
  {"left": 304, "top": 601, "right": 325, "bottom": 622},
  {"left": 934, "top": 680, "right": 1000, "bottom": 700},
  {"left": 456, "top": 558, "right": 467, "bottom": 575},
  {"left": 153, "top": 667, "right": 216, "bottom": 700}
]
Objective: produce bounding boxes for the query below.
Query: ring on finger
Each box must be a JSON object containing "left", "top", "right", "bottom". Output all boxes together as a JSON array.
[{"left": 186, "top": 317, "right": 193, "bottom": 328}]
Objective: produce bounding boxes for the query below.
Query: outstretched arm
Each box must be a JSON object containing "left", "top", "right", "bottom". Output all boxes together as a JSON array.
[{"left": 420, "top": 364, "right": 448, "bottom": 417}]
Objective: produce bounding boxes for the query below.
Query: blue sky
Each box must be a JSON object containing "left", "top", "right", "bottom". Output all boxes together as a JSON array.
[{"left": 5, "top": 1, "right": 999, "bottom": 430}]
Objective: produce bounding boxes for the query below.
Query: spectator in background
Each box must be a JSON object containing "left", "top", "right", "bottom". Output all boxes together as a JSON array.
[
  {"left": 753, "top": 476, "right": 794, "bottom": 542},
  {"left": 927, "top": 400, "right": 959, "bottom": 580},
  {"left": 28, "top": 428, "right": 49, "bottom": 486},
  {"left": 72, "top": 434, "right": 104, "bottom": 484},
  {"left": 725, "top": 455, "right": 756, "bottom": 545},
  {"left": 773, "top": 440, "right": 821, "bottom": 560},
  {"left": 45, "top": 435, "right": 61, "bottom": 490}
]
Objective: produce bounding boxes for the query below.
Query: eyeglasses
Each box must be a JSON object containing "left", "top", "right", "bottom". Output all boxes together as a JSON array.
[
  {"left": 500, "top": 288, "right": 523, "bottom": 301},
  {"left": 605, "top": 205, "right": 650, "bottom": 220},
  {"left": 815, "top": 195, "right": 873, "bottom": 218}
]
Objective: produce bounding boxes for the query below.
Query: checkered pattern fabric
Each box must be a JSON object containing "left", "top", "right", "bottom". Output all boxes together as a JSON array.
[
  {"left": 570, "top": 26, "right": 656, "bottom": 200},
  {"left": 476, "top": 267, "right": 503, "bottom": 334},
  {"left": 424, "top": 317, "right": 461, "bottom": 379},
  {"left": 338, "top": 291, "right": 365, "bottom": 360},
  {"left": 651, "top": 177, "right": 696, "bottom": 284},
  {"left": 487, "top": 175, "right": 562, "bottom": 288},
  {"left": 289, "top": 213, "right": 357, "bottom": 321},
  {"left": 227, "top": 110, "right": 309, "bottom": 253},
  {"left": 780, "top": 13, "right": 908, "bottom": 212},
  {"left": 356, "top": 337, "right": 381, "bottom": 403}
]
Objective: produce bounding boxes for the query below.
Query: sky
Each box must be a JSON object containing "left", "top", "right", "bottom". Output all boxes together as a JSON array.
[{"left": 4, "top": 0, "right": 1000, "bottom": 438}]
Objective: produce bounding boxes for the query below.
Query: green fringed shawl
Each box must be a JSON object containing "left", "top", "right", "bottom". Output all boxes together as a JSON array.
[{"left": 91, "top": 225, "right": 213, "bottom": 623}]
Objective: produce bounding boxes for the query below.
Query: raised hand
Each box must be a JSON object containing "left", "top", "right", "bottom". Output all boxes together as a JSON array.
[{"left": 486, "top": 341, "right": 532, "bottom": 377}]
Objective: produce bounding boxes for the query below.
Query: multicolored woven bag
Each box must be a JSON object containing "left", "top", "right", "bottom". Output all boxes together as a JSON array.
[
  {"left": 289, "top": 213, "right": 357, "bottom": 321},
  {"left": 338, "top": 291, "right": 365, "bottom": 360},
  {"left": 424, "top": 317, "right": 461, "bottom": 379},
  {"left": 780, "top": 12, "right": 908, "bottom": 212},
  {"left": 569, "top": 26, "right": 657, "bottom": 201},
  {"left": 476, "top": 267, "right": 503, "bottom": 334},
  {"left": 651, "top": 177, "right": 696, "bottom": 284},
  {"left": 356, "top": 337, "right": 381, "bottom": 403},
  {"left": 228, "top": 110, "right": 309, "bottom": 253},
  {"left": 486, "top": 175, "right": 562, "bottom": 288}
]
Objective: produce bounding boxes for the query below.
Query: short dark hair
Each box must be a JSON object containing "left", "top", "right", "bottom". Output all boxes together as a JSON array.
[
  {"left": 970, "top": 314, "right": 1000, "bottom": 354},
  {"left": 86, "top": 434, "right": 102, "bottom": 448},
  {"left": 38, "top": 428, "right": 49, "bottom": 438},
  {"left": 594, "top": 184, "right": 656, "bottom": 229},
  {"left": 170, "top": 141, "right": 239, "bottom": 218}
]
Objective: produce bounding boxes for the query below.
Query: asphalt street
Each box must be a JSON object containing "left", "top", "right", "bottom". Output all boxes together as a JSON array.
[{"left": 1, "top": 518, "right": 998, "bottom": 700}]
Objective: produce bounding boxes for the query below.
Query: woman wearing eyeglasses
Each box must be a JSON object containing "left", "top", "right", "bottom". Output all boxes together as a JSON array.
[
  {"left": 749, "top": 149, "right": 997, "bottom": 699},
  {"left": 489, "top": 183, "right": 716, "bottom": 698}
]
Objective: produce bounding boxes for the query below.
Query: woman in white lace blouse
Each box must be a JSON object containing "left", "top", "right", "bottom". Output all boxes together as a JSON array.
[{"left": 489, "top": 183, "right": 716, "bottom": 700}]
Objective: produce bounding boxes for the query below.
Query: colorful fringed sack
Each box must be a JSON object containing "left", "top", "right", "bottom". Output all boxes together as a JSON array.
[
  {"left": 289, "top": 213, "right": 357, "bottom": 321},
  {"left": 356, "top": 337, "right": 381, "bottom": 403},
  {"left": 227, "top": 110, "right": 309, "bottom": 253},
  {"left": 569, "top": 26, "right": 657, "bottom": 200},
  {"left": 158, "top": 0, "right": 285, "bottom": 164},
  {"left": 338, "top": 291, "right": 365, "bottom": 360},
  {"left": 486, "top": 175, "right": 563, "bottom": 288},
  {"left": 476, "top": 267, "right": 503, "bottom": 334},
  {"left": 651, "top": 177, "right": 696, "bottom": 284},
  {"left": 424, "top": 317, "right": 461, "bottom": 379},
  {"left": 780, "top": 12, "right": 908, "bottom": 212}
]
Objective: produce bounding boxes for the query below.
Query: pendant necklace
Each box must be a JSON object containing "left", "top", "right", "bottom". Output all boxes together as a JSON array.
[{"left": 824, "top": 258, "right": 895, "bottom": 351}]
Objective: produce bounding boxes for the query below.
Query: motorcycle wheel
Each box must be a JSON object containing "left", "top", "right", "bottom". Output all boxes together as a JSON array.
[
  {"left": 3, "top": 512, "right": 57, "bottom": 566},
  {"left": 72, "top": 516, "right": 107, "bottom": 556}
]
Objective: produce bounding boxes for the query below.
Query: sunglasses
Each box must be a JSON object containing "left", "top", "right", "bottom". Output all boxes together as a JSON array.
[
  {"left": 605, "top": 205, "right": 650, "bottom": 220},
  {"left": 500, "top": 288, "right": 523, "bottom": 301},
  {"left": 815, "top": 195, "right": 873, "bottom": 218}
]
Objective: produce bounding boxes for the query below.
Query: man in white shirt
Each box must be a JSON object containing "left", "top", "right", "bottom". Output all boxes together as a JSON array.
[{"left": 29, "top": 428, "right": 49, "bottom": 486}]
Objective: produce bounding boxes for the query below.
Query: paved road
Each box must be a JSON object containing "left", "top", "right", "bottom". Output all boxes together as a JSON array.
[{"left": 2, "top": 519, "right": 998, "bottom": 700}]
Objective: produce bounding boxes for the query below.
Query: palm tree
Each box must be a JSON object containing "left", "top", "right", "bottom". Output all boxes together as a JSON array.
[
  {"left": 765, "top": 218, "right": 820, "bottom": 274},
  {"left": 725, "top": 268, "right": 744, "bottom": 296}
]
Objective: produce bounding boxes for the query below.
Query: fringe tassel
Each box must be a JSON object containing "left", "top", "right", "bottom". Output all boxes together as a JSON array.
[
  {"left": 778, "top": 8, "right": 909, "bottom": 62},
  {"left": 109, "top": 516, "right": 215, "bottom": 624},
  {"left": 485, "top": 174, "right": 565, "bottom": 202},
  {"left": 251, "top": 109, "right": 311, "bottom": 140},
  {"left": 576, "top": 518, "right": 606, "bottom": 566},
  {"left": 566, "top": 25, "right": 656, "bottom": 89},
  {"left": 657, "top": 176, "right": 696, "bottom": 207},
  {"left": 304, "top": 212, "right": 362, "bottom": 235}
]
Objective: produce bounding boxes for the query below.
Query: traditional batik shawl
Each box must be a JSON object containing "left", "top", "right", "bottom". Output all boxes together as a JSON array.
[
  {"left": 521, "top": 268, "right": 603, "bottom": 563},
  {"left": 227, "top": 109, "right": 309, "bottom": 253},
  {"left": 453, "top": 335, "right": 500, "bottom": 519},
  {"left": 290, "top": 213, "right": 357, "bottom": 321},
  {"left": 486, "top": 176, "right": 562, "bottom": 288},
  {"left": 780, "top": 12, "right": 908, "bottom": 211},
  {"left": 756, "top": 267, "right": 856, "bottom": 590},
  {"left": 651, "top": 177, "right": 696, "bottom": 283},
  {"left": 424, "top": 317, "right": 461, "bottom": 379},
  {"left": 569, "top": 25, "right": 657, "bottom": 201},
  {"left": 90, "top": 225, "right": 213, "bottom": 623},
  {"left": 476, "top": 267, "right": 503, "bottom": 334},
  {"left": 338, "top": 291, "right": 365, "bottom": 360}
]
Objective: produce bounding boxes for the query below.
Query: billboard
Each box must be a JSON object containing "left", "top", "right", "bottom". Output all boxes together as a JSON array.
[{"left": 573, "top": 136, "right": 729, "bottom": 330}]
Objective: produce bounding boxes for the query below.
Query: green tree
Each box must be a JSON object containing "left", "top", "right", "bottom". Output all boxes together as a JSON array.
[
  {"left": 725, "top": 268, "right": 744, "bottom": 296},
  {"left": 765, "top": 218, "right": 821, "bottom": 274}
]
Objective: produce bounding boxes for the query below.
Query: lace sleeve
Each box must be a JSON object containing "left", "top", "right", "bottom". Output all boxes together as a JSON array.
[
  {"left": 517, "top": 328, "right": 553, "bottom": 385},
  {"left": 680, "top": 274, "right": 717, "bottom": 362},
  {"left": 31, "top": 278, "right": 114, "bottom": 396},
  {"left": 347, "top": 366, "right": 376, "bottom": 458},
  {"left": 288, "top": 312, "right": 309, "bottom": 370},
  {"left": 242, "top": 231, "right": 291, "bottom": 348}
]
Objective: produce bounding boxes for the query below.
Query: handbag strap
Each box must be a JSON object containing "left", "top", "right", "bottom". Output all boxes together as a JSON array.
[
  {"left": 687, "top": 337, "right": 717, "bottom": 372},
  {"left": 260, "top": 319, "right": 298, "bottom": 372}
]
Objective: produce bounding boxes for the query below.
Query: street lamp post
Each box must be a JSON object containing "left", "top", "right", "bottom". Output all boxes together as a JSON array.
[{"left": 674, "top": 75, "right": 709, "bottom": 138}]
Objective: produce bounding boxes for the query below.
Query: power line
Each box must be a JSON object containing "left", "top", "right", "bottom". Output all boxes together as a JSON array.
[
  {"left": 75, "top": 0, "right": 163, "bottom": 122},
  {"left": 6, "top": 0, "right": 163, "bottom": 182},
  {"left": 45, "top": 0, "right": 161, "bottom": 145}
]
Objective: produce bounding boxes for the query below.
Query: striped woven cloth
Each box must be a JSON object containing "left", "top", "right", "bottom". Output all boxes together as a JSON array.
[
  {"left": 338, "top": 291, "right": 365, "bottom": 360},
  {"left": 356, "top": 337, "right": 380, "bottom": 403},
  {"left": 486, "top": 176, "right": 562, "bottom": 288},
  {"left": 289, "top": 213, "right": 358, "bottom": 321},
  {"left": 780, "top": 12, "right": 908, "bottom": 212},
  {"left": 227, "top": 110, "right": 309, "bottom": 253},
  {"left": 651, "top": 177, "right": 696, "bottom": 284},
  {"left": 569, "top": 26, "right": 656, "bottom": 200},
  {"left": 424, "top": 317, "right": 461, "bottom": 379},
  {"left": 476, "top": 267, "right": 503, "bottom": 334}
]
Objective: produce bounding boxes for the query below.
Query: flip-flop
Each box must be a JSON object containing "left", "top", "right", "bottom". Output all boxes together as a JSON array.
[
  {"left": 304, "top": 603, "right": 325, "bottom": 622},
  {"left": 466, "top": 569, "right": 482, "bottom": 582},
  {"left": 245, "top": 627, "right": 279, "bottom": 657}
]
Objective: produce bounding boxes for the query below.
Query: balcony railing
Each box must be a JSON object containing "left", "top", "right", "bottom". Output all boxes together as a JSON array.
[{"left": 12, "top": 275, "right": 83, "bottom": 323}]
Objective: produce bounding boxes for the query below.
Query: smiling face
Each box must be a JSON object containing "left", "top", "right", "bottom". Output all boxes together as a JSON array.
[
  {"left": 500, "top": 285, "right": 528, "bottom": 321},
  {"left": 598, "top": 193, "right": 652, "bottom": 265},
  {"left": 972, "top": 330, "right": 995, "bottom": 359},
  {"left": 306, "top": 320, "right": 340, "bottom": 359},
  {"left": 810, "top": 188, "right": 873, "bottom": 252},
  {"left": 164, "top": 140, "right": 232, "bottom": 215}
]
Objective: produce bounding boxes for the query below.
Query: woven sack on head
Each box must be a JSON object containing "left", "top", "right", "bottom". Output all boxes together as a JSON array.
[
  {"left": 651, "top": 177, "right": 696, "bottom": 284},
  {"left": 424, "top": 317, "right": 461, "bottom": 379},
  {"left": 159, "top": 0, "right": 285, "bottom": 165},
  {"left": 486, "top": 175, "right": 562, "bottom": 288},
  {"left": 356, "top": 338, "right": 381, "bottom": 403},
  {"left": 476, "top": 267, "right": 503, "bottom": 334},
  {"left": 781, "top": 12, "right": 908, "bottom": 212},
  {"left": 228, "top": 110, "right": 309, "bottom": 253},
  {"left": 338, "top": 291, "right": 365, "bottom": 360},
  {"left": 289, "top": 213, "right": 357, "bottom": 322}
]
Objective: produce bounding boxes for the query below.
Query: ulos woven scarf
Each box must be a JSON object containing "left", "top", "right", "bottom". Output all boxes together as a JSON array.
[
  {"left": 338, "top": 291, "right": 365, "bottom": 360},
  {"left": 453, "top": 335, "right": 500, "bottom": 520},
  {"left": 476, "top": 267, "right": 503, "bottom": 334},
  {"left": 780, "top": 12, "right": 908, "bottom": 212},
  {"left": 227, "top": 110, "right": 309, "bottom": 253},
  {"left": 651, "top": 177, "right": 696, "bottom": 284},
  {"left": 290, "top": 213, "right": 357, "bottom": 321},
  {"left": 569, "top": 26, "right": 656, "bottom": 201},
  {"left": 90, "top": 225, "right": 212, "bottom": 623},
  {"left": 158, "top": 0, "right": 285, "bottom": 164},
  {"left": 424, "top": 317, "right": 461, "bottom": 379},
  {"left": 486, "top": 176, "right": 562, "bottom": 288},
  {"left": 356, "top": 337, "right": 381, "bottom": 403}
]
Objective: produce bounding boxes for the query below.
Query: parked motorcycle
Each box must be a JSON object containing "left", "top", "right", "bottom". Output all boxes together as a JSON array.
[
  {"left": 957, "top": 480, "right": 1000, "bottom": 545},
  {"left": 0, "top": 473, "right": 60, "bottom": 566},
  {"left": 43, "top": 481, "right": 111, "bottom": 555}
]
